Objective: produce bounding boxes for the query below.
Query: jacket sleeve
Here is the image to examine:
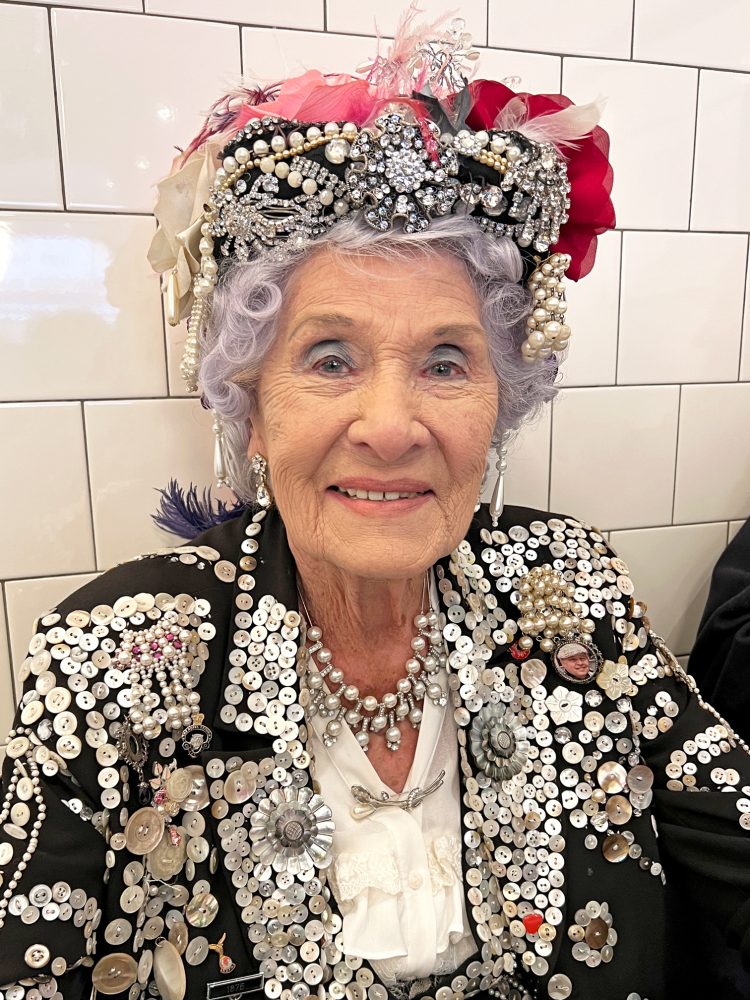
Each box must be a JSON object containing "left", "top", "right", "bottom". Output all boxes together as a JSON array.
[
  {"left": 617, "top": 587, "right": 750, "bottom": 970},
  {"left": 0, "top": 597, "right": 111, "bottom": 996}
]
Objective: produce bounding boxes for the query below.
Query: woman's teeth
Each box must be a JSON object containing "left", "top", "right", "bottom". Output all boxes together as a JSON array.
[{"left": 336, "top": 487, "right": 425, "bottom": 501}]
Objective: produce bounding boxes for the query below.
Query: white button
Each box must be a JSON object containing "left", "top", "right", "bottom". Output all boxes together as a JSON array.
[{"left": 408, "top": 873, "right": 423, "bottom": 891}]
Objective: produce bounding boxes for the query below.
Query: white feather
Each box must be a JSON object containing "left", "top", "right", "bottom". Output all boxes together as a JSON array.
[{"left": 494, "top": 95, "right": 606, "bottom": 150}]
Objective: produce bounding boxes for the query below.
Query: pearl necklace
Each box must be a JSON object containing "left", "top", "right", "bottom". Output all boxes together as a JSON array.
[{"left": 298, "top": 578, "right": 448, "bottom": 752}]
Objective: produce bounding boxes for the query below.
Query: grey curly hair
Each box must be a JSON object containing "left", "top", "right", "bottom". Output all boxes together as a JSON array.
[{"left": 200, "top": 212, "right": 558, "bottom": 502}]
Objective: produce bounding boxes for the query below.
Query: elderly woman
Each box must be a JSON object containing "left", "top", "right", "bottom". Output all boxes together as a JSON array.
[{"left": 2, "top": 18, "right": 750, "bottom": 1000}]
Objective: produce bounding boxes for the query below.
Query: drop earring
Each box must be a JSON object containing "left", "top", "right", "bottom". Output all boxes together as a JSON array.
[
  {"left": 250, "top": 453, "right": 272, "bottom": 509},
  {"left": 489, "top": 432, "right": 509, "bottom": 528}
]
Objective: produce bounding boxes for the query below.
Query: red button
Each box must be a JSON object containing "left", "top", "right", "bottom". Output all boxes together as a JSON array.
[{"left": 523, "top": 913, "right": 543, "bottom": 935}]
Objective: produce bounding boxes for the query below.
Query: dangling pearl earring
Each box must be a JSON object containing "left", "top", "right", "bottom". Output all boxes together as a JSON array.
[
  {"left": 489, "top": 432, "right": 509, "bottom": 528},
  {"left": 250, "top": 453, "right": 272, "bottom": 509}
]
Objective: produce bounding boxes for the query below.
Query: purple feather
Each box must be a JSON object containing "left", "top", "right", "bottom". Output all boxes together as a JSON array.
[{"left": 152, "top": 479, "right": 247, "bottom": 537}]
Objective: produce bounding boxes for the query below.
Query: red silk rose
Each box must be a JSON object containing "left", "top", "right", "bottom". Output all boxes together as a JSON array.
[{"left": 466, "top": 80, "right": 616, "bottom": 281}]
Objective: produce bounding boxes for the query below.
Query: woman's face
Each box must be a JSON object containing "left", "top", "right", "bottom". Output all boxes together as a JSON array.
[{"left": 248, "top": 246, "right": 499, "bottom": 581}]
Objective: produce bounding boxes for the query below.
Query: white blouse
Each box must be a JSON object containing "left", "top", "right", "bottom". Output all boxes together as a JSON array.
[{"left": 308, "top": 643, "right": 478, "bottom": 985}]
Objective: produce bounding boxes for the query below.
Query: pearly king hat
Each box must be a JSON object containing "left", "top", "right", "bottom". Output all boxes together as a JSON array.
[{"left": 148, "top": 9, "right": 614, "bottom": 396}]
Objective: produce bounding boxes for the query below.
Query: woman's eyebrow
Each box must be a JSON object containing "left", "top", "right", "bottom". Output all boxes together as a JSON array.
[
  {"left": 429, "top": 322, "right": 486, "bottom": 341},
  {"left": 288, "top": 312, "right": 356, "bottom": 343}
]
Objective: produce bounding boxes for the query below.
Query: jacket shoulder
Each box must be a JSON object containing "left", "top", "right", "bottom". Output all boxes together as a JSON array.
[{"left": 34, "top": 511, "right": 250, "bottom": 629}]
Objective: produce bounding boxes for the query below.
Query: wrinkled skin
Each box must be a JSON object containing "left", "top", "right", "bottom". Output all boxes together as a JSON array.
[{"left": 247, "top": 246, "right": 498, "bottom": 788}]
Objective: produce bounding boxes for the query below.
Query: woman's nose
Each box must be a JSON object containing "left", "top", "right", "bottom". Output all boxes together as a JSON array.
[{"left": 347, "top": 374, "right": 430, "bottom": 462}]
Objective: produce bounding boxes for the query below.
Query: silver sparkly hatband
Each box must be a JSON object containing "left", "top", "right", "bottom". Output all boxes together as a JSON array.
[{"left": 173, "top": 110, "right": 572, "bottom": 391}]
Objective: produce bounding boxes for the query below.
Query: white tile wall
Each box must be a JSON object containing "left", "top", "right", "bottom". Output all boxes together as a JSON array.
[
  {"left": 53, "top": 9, "right": 241, "bottom": 211},
  {"left": 474, "top": 47, "right": 561, "bottom": 93},
  {"left": 618, "top": 232, "right": 747, "bottom": 385},
  {"left": 0, "top": 403, "right": 95, "bottom": 579},
  {"left": 84, "top": 399, "right": 219, "bottom": 569},
  {"left": 549, "top": 386, "right": 680, "bottom": 530},
  {"left": 489, "top": 0, "right": 634, "bottom": 60},
  {"left": 146, "top": 0, "right": 324, "bottom": 30},
  {"left": 562, "top": 58, "right": 697, "bottom": 230},
  {"left": 560, "top": 230, "right": 621, "bottom": 388},
  {"left": 609, "top": 522, "right": 727, "bottom": 656},
  {"left": 1, "top": 2, "right": 748, "bottom": 721},
  {"left": 325, "top": 0, "right": 488, "bottom": 44},
  {"left": 505, "top": 407, "right": 552, "bottom": 512},
  {"left": 243, "top": 28, "right": 377, "bottom": 81},
  {"left": 692, "top": 71, "right": 750, "bottom": 232},
  {"left": 633, "top": 1, "right": 750, "bottom": 73},
  {"left": 673, "top": 383, "right": 750, "bottom": 524},
  {"left": 0, "top": 4, "right": 63, "bottom": 210},
  {"left": 0, "top": 212, "right": 167, "bottom": 400},
  {"left": 4, "top": 573, "right": 99, "bottom": 682}
]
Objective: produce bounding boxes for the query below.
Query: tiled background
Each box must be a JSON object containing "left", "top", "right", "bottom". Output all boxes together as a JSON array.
[{"left": 2, "top": 1, "right": 750, "bottom": 746}]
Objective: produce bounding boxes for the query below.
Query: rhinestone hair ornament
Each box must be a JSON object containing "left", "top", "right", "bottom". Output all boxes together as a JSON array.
[{"left": 148, "top": 6, "right": 615, "bottom": 397}]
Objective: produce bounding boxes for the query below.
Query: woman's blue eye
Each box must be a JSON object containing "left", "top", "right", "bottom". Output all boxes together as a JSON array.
[
  {"left": 314, "top": 355, "right": 352, "bottom": 374},
  {"left": 428, "top": 357, "right": 465, "bottom": 377}
]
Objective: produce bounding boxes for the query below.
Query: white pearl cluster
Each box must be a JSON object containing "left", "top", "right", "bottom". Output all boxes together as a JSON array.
[
  {"left": 514, "top": 564, "right": 595, "bottom": 653},
  {"left": 303, "top": 611, "right": 447, "bottom": 752},
  {"left": 120, "top": 610, "right": 202, "bottom": 740},
  {"left": 522, "top": 252, "right": 572, "bottom": 362}
]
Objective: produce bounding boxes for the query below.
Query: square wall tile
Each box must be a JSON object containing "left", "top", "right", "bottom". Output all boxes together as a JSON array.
[
  {"left": 0, "top": 589, "right": 13, "bottom": 739},
  {"left": 84, "top": 399, "right": 224, "bottom": 569},
  {"left": 480, "top": 406, "right": 552, "bottom": 512},
  {"left": 326, "top": 0, "right": 488, "bottom": 46},
  {"left": 243, "top": 27, "right": 376, "bottom": 81},
  {"left": 608, "top": 522, "right": 727, "bottom": 655},
  {"left": 146, "top": 0, "right": 323, "bottom": 30},
  {"left": 490, "top": 0, "right": 633, "bottom": 59},
  {"left": 729, "top": 520, "right": 746, "bottom": 542},
  {"left": 0, "top": 5, "right": 62, "bottom": 209},
  {"left": 674, "top": 384, "right": 750, "bottom": 523},
  {"left": 53, "top": 9, "right": 240, "bottom": 212},
  {"left": 692, "top": 71, "right": 750, "bottom": 232},
  {"left": 550, "top": 386, "right": 679, "bottom": 530},
  {"left": 475, "top": 47, "right": 561, "bottom": 94},
  {"left": 618, "top": 232, "right": 746, "bottom": 384},
  {"left": 0, "top": 212, "right": 167, "bottom": 400},
  {"left": 0, "top": 404, "right": 95, "bottom": 579},
  {"left": 562, "top": 59, "right": 697, "bottom": 230},
  {"left": 559, "top": 230, "right": 620, "bottom": 387},
  {"left": 634, "top": 1, "right": 750, "bottom": 72},
  {"left": 5, "top": 573, "right": 99, "bottom": 683}
]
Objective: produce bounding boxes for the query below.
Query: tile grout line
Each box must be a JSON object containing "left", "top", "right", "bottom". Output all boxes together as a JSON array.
[
  {"left": 687, "top": 69, "right": 701, "bottom": 230},
  {"left": 238, "top": 23, "right": 244, "bottom": 76},
  {"left": 485, "top": 0, "right": 490, "bottom": 48},
  {"left": 323, "top": 0, "right": 327, "bottom": 34},
  {"left": 614, "top": 230, "right": 624, "bottom": 384},
  {"left": 630, "top": 0, "right": 636, "bottom": 60},
  {"left": 670, "top": 384, "right": 683, "bottom": 524},
  {"left": 546, "top": 402, "right": 554, "bottom": 511},
  {"left": 9, "top": 6, "right": 750, "bottom": 77},
  {"left": 46, "top": 7, "right": 68, "bottom": 212},
  {"left": 79, "top": 401, "right": 101, "bottom": 574},
  {"left": 0, "top": 582, "right": 18, "bottom": 705},
  {"left": 738, "top": 235, "right": 750, "bottom": 381}
]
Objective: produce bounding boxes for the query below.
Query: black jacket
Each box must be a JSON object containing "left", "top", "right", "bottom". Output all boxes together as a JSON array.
[{"left": 1, "top": 504, "right": 749, "bottom": 1000}]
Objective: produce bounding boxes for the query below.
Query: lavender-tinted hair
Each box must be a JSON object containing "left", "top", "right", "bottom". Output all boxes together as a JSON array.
[{"left": 200, "top": 212, "right": 558, "bottom": 501}]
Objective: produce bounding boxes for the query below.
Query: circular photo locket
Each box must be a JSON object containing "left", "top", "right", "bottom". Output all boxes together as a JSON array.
[{"left": 552, "top": 640, "right": 602, "bottom": 685}]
